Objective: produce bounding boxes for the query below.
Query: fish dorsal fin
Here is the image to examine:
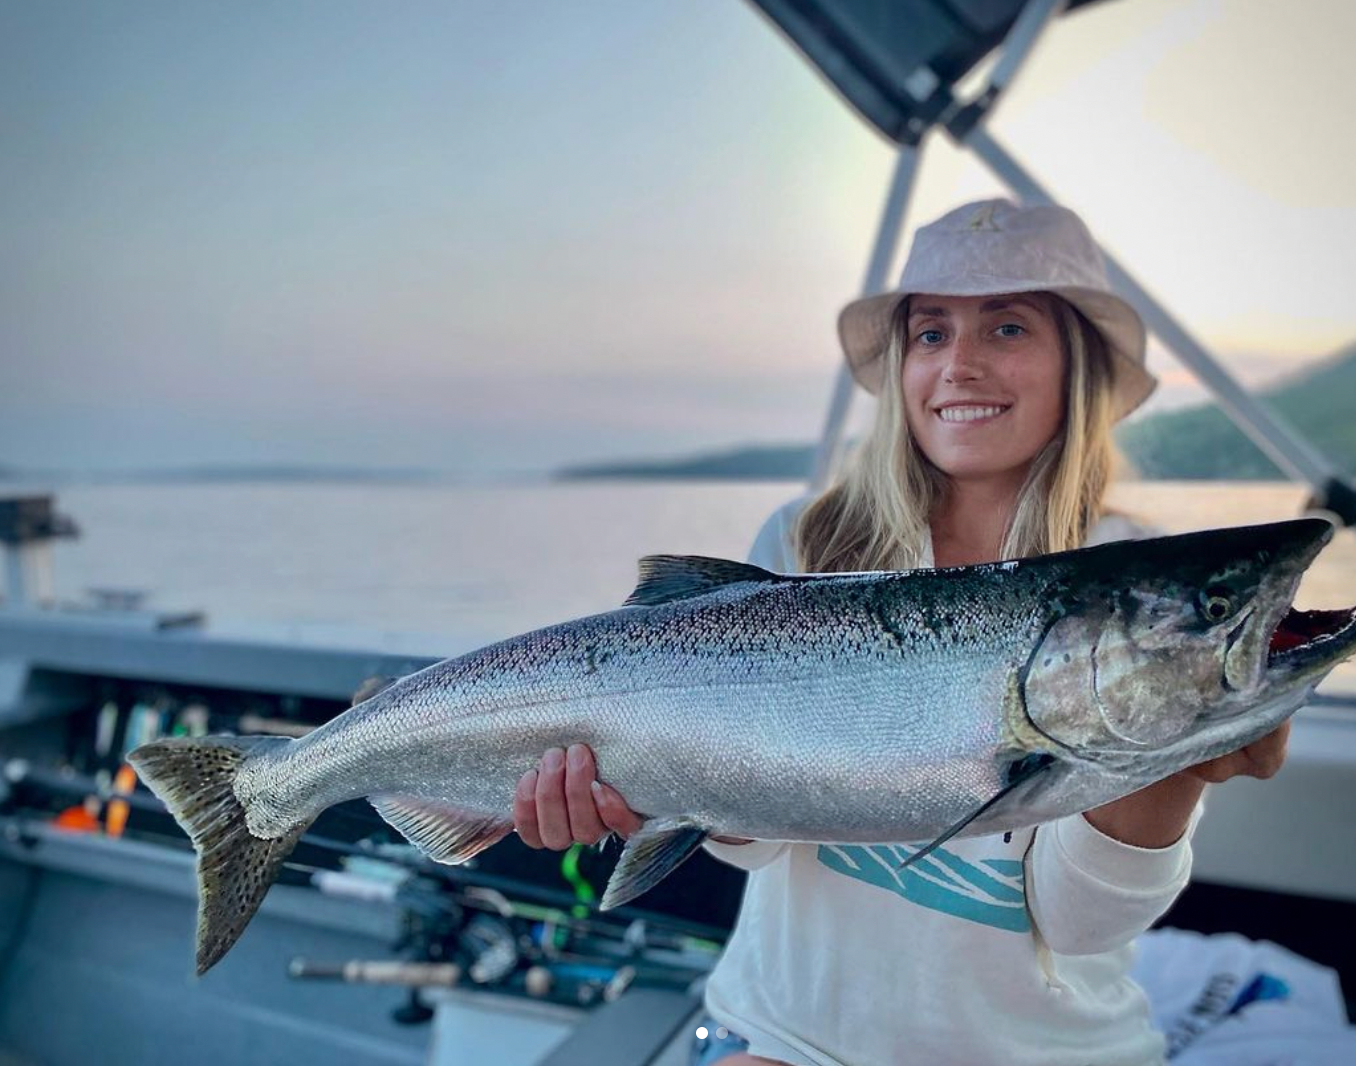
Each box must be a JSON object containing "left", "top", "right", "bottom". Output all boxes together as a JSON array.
[
  {"left": 351, "top": 674, "right": 398, "bottom": 706},
  {"left": 624, "top": 555, "right": 778, "bottom": 607},
  {"left": 370, "top": 794, "right": 512, "bottom": 865}
]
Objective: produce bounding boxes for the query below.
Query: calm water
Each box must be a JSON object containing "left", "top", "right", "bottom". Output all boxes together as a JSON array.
[{"left": 41, "top": 479, "right": 1356, "bottom": 689}]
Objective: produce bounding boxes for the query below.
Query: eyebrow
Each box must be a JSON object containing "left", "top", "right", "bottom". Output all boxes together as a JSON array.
[
  {"left": 979, "top": 296, "right": 1044, "bottom": 314},
  {"left": 908, "top": 296, "right": 1045, "bottom": 319}
]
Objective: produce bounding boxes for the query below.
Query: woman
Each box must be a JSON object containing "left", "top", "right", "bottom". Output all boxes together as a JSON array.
[{"left": 513, "top": 200, "right": 1288, "bottom": 1065}]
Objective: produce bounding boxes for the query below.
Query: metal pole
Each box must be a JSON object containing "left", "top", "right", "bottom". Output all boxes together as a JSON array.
[
  {"left": 943, "top": 0, "right": 1067, "bottom": 142},
  {"left": 2, "top": 543, "right": 55, "bottom": 608},
  {"left": 964, "top": 125, "right": 1344, "bottom": 495},
  {"left": 986, "top": 0, "right": 1066, "bottom": 96},
  {"left": 809, "top": 143, "right": 922, "bottom": 491}
]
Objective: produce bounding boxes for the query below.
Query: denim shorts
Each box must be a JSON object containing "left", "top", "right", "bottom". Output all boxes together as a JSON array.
[{"left": 690, "top": 1017, "right": 750, "bottom": 1065}]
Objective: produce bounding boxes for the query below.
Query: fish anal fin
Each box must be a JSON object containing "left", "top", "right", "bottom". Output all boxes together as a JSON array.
[
  {"left": 898, "top": 753, "right": 1055, "bottom": 872},
  {"left": 370, "top": 795, "right": 512, "bottom": 865},
  {"left": 624, "top": 555, "right": 778, "bottom": 607},
  {"left": 600, "top": 820, "right": 709, "bottom": 910}
]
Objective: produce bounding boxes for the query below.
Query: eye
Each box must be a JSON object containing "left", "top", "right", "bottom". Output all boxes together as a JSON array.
[
  {"left": 916, "top": 329, "right": 945, "bottom": 345},
  {"left": 1198, "top": 585, "right": 1235, "bottom": 624},
  {"left": 995, "top": 323, "right": 1026, "bottom": 338}
]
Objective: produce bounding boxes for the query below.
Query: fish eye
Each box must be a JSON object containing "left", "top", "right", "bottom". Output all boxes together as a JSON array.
[{"left": 1198, "top": 585, "right": 1235, "bottom": 623}]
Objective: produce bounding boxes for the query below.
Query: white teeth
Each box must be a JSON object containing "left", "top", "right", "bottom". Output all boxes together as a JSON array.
[{"left": 937, "top": 405, "right": 1006, "bottom": 423}]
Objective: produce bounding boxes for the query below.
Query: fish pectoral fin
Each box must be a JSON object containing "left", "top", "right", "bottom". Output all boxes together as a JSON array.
[
  {"left": 599, "top": 819, "right": 709, "bottom": 910},
  {"left": 370, "top": 795, "right": 512, "bottom": 865},
  {"left": 624, "top": 556, "right": 779, "bottom": 606},
  {"left": 898, "top": 753, "right": 1055, "bottom": 872}
]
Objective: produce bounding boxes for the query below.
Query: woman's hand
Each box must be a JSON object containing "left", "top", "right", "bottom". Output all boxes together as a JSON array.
[
  {"left": 1182, "top": 720, "right": 1290, "bottom": 784},
  {"left": 1085, "top": 722, "right": 1291, "bottom": 848},
  {"left": 513, "top": 744, "right": 643, "bottom": 849}
]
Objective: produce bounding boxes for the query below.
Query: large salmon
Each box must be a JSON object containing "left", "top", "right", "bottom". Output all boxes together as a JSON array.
[{"left": 131, "top": 518, "right": 1355, "bottom": 973}]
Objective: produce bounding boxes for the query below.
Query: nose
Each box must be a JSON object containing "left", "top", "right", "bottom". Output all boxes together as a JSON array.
[{"left": 942, "top": 331, "right": 985, "bottom": 383}]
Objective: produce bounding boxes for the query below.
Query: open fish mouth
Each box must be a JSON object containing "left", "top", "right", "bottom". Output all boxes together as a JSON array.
[{"left": 1267, "top": 604, "right": 1356, "bottom": 670}]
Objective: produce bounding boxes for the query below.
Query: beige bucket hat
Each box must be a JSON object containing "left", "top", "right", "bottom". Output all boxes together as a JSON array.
[{"left": 837, "top": 199, "right": 1155, "bottom": 420}]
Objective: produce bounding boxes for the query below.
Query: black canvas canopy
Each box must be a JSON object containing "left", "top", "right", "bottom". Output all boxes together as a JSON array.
[{"left": 747, "top": 0, "right": 1111, "bottom": 144}]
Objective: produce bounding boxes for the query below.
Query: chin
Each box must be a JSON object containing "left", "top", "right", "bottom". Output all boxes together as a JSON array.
[{"left": 925, "top": 450, "right": 1041, "bottom": 483}]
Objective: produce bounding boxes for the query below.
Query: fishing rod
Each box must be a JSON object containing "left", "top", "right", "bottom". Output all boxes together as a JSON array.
[
  {"left": 0, "top": 762, "right": 720, "bottom": 1024},
  {"left": 0, "top": 757, "right": 731, "bottom": 945}
]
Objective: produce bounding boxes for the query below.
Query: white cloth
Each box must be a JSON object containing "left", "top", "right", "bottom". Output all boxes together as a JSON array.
[
  {"left": 701, "top": 499, "right": 1197, "bottom": 1066},
  {"left": 1131, "top": 928, "right": 1356, "bottom": 1065}
]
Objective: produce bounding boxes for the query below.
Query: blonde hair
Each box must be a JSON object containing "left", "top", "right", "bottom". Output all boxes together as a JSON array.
[{"left": 796, "top": 294, "right": 1117, "bottom": 572}]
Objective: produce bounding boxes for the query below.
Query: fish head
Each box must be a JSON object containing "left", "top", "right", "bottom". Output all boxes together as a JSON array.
[{"left": 1021, "top": 518, "right": 1354, "bottom": 761}]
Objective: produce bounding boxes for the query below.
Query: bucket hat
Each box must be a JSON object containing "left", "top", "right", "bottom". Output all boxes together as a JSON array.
[{"left": 837, "top": 199, "right": 1155, "bottom": 420}]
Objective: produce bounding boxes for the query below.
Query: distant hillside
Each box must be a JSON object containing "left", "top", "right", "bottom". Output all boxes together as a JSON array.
[
  {"left": 559, "top": 444, "right": 814, "bottom": 481},
  {"left": 127, "top": 464, "right": 454, "bottom": 484},
  {"left": 559, "top": 347, "right": 1356, "bottom": 482},
  {"left": 0, "top": 464, "right": 460, "bottom": 486},
  {"left": 1118, "top": 347, "right": 1356, "bottom": 479}
]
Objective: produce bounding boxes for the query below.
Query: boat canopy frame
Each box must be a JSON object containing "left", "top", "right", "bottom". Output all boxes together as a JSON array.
[{"left": 747, "top": 0, "right": 1356, "bottom": 525}]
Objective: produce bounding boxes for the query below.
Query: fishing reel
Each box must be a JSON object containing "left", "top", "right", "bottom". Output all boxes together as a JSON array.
[{"left": 292, "top": 847, "right": 721, "bottom": 1025}]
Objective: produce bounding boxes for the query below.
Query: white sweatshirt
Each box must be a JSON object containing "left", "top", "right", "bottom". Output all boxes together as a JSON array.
[{"left": 702, "top": 500, "right": 1198, "bottom": 1066}]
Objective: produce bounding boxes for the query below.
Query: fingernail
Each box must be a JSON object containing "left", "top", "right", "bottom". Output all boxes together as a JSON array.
[
  {"left": 590, "top": 780, "right": 604, "bottom": 800},
  {"left": 543, "top": 748, "right": 564, "bottom": 772},
  {"left": 518, "top": 770, "right": 537, "bottom": 797},
  {"left": 567, "top": 744, "right": 587, "bottom": 770}
]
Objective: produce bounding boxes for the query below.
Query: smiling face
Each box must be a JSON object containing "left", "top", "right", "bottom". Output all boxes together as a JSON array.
[{"left": 901, "top": 293, "right": 1067, "bottom": 491}]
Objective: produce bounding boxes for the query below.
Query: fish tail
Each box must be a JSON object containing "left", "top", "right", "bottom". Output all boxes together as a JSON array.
[{"left": 128, "top": 735, "right": 311, "bottom": 975}]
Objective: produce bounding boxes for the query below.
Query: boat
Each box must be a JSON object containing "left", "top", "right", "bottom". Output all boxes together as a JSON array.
[
  {"left": 2, "top": 3, "right": 1353, "bottom": 1064},
  {"left": 0, "top": 496, "right": 755, "bottom": 1065}
]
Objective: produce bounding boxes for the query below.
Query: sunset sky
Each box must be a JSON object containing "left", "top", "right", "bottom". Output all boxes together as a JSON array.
[{"left": 3, "top": 0, "right": 1354, "bottom": 474}]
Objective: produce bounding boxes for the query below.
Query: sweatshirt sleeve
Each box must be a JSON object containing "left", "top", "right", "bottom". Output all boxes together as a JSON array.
[
  {"left": 700, "top": 497, "right": 809, "bottom": 872},
  {"left": 702, "top": 837, "right": 791, "bottom": 872},
  {"left": 746, "top": 496, "right": 809, "bottom": 572},
  {"left": 1025, "top": 801, "right": 1202, "bottom": 956}
]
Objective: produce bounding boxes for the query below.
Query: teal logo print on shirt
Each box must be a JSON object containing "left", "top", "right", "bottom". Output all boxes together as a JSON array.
[{"left": 816, "top": 844, "right": 1030, "bottom": 932}]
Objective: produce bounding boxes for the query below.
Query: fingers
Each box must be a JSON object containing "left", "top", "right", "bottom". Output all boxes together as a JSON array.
[
  {"left": 513, "top": 745, "right": 644, "bottom": 849},
  {"left": 564, "top": 745, "right": 609, "bottom": 845},
  {"left": 513, "top": 769, "right": 542, "bottom": 848},
  {"left": 1188, "top": 759, "right": 1235, "bottom": 785},
  {"left": 534, "top": 747, "right": 574, "bottom": 849},
  {"left": 1188, "top": 721, "right": 1292, "bottom": 784},
  {"left": 1246, "top": 720, "right": 1290, "bottom": 780},
  {"left": 594, "top": 780, "right": 645, "bottom": 839}
]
